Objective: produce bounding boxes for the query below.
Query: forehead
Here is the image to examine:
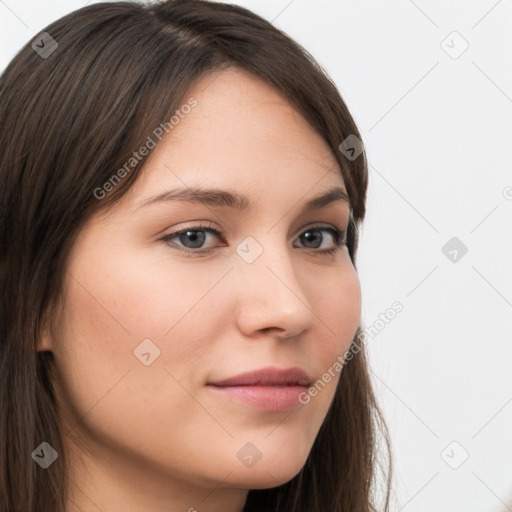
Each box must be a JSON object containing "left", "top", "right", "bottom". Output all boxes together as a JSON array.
[{"left": 123, "top": 67, "right": 346, "bottom": 208}]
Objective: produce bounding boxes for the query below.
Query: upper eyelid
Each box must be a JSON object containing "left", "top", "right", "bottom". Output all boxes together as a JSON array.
[{"left": 164, "top": 221, "right": 347, "bottom": 237}]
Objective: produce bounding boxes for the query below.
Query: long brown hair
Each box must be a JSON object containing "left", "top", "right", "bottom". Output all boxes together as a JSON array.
[{"left": 0, "top": 1, "right": 392, "bottom": 510}]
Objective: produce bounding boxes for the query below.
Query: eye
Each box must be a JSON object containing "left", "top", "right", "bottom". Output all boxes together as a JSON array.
[
  {"left": 160, "top": 222, "right": 347, "bottom": 256},
  {"left": 160, "top": 222, "right": 225, "bottom": 253},
  {"left": 293, "top": 225, "right": 347, "bottom": 255}
]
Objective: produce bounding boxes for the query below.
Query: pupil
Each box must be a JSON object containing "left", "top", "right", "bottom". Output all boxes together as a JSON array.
[
  {"left": 302, "top": 230, "right": 322, "bottom": 248},
  {"left": 180, "top": 230, "right": 205, "bottom": 249}
]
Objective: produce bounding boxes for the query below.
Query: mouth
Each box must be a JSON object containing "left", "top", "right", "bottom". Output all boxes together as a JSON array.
[{"left": 206, "top": 366, "right": 312, "bottom": 412}]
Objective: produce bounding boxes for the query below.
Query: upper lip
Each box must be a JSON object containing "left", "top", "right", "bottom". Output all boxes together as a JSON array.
[{"left": 208, "top": 366, "right": 312, "bottom": 387}]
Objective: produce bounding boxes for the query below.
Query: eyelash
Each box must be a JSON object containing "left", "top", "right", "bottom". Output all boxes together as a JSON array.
[{"left": 160, "top": 221, "right": 347, "bottom": 257}]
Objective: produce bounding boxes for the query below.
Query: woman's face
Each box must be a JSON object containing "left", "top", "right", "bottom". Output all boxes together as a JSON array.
[{"left": 41, "top": 68, "right": 361, "bottom": 510}]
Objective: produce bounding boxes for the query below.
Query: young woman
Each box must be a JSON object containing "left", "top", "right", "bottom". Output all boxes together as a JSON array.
[{"left": 0, "top": 1, "right": 392, "bottom": 511}]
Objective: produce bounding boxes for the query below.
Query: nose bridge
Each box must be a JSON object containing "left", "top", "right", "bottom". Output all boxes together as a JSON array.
[
  {"left": 236, "top": 231, "right": 299, "bottom": 291},
  {"left": 233, "top": 230, "right": 316, "bottom": 336}
]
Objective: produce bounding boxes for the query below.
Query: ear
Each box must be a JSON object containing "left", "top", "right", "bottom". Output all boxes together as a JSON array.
[
  {"left": 37, "top": 329, "right": 53, "bottom": 352},
  {"left": 37, "top": 309, "right": 56, "bottom": 352}
]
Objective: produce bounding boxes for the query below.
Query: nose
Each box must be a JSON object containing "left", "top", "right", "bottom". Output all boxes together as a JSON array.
[{"left": 233, "top": 235, "right": 317, "bottom": 339}]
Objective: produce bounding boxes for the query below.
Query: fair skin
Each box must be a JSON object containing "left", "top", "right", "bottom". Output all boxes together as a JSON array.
[{"left": 39, "top": 67, "right": 361, "bottom": 512}]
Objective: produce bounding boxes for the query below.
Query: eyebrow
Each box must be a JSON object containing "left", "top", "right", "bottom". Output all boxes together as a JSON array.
[{"left": 137, "top": 185, "right": 351, "bottom": 215}]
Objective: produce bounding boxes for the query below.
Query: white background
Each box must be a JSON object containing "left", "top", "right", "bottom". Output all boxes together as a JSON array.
[{"left": 1, "top": 1, "right": 512, "bottom": 511}]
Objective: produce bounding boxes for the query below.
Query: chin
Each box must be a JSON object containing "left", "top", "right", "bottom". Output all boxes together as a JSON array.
[{"left": 227, "top": 456, "right": 307, "bottom": 490}]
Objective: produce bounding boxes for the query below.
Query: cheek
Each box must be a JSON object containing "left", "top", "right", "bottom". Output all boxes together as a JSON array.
[
  {"left": 53, "top": 247, "right": 228, "bottom": 411},
  {"left": 287, "top": 261, "right": 361, "bottom": 420},
  {"left": 52, "top": 259, "right": 227, "bottom": 461},
  {"left": 63, "top": 239, "right": 227, "bottom": 342},
  {"left": 309, "top": 261, "right": 362, "bottom": 354}
]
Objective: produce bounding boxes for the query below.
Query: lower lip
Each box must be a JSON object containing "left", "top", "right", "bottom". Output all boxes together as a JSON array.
[{"left": 207, "top": 385, "right": 308, "bottom": 412}]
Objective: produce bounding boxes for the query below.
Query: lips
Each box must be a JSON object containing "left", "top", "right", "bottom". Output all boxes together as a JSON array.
[
  {"left": 207, "top": 367, "right": 312, "bottom": 412},
  {"left": 208, "top": 366, "right": 313, "bottom": 387}
]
